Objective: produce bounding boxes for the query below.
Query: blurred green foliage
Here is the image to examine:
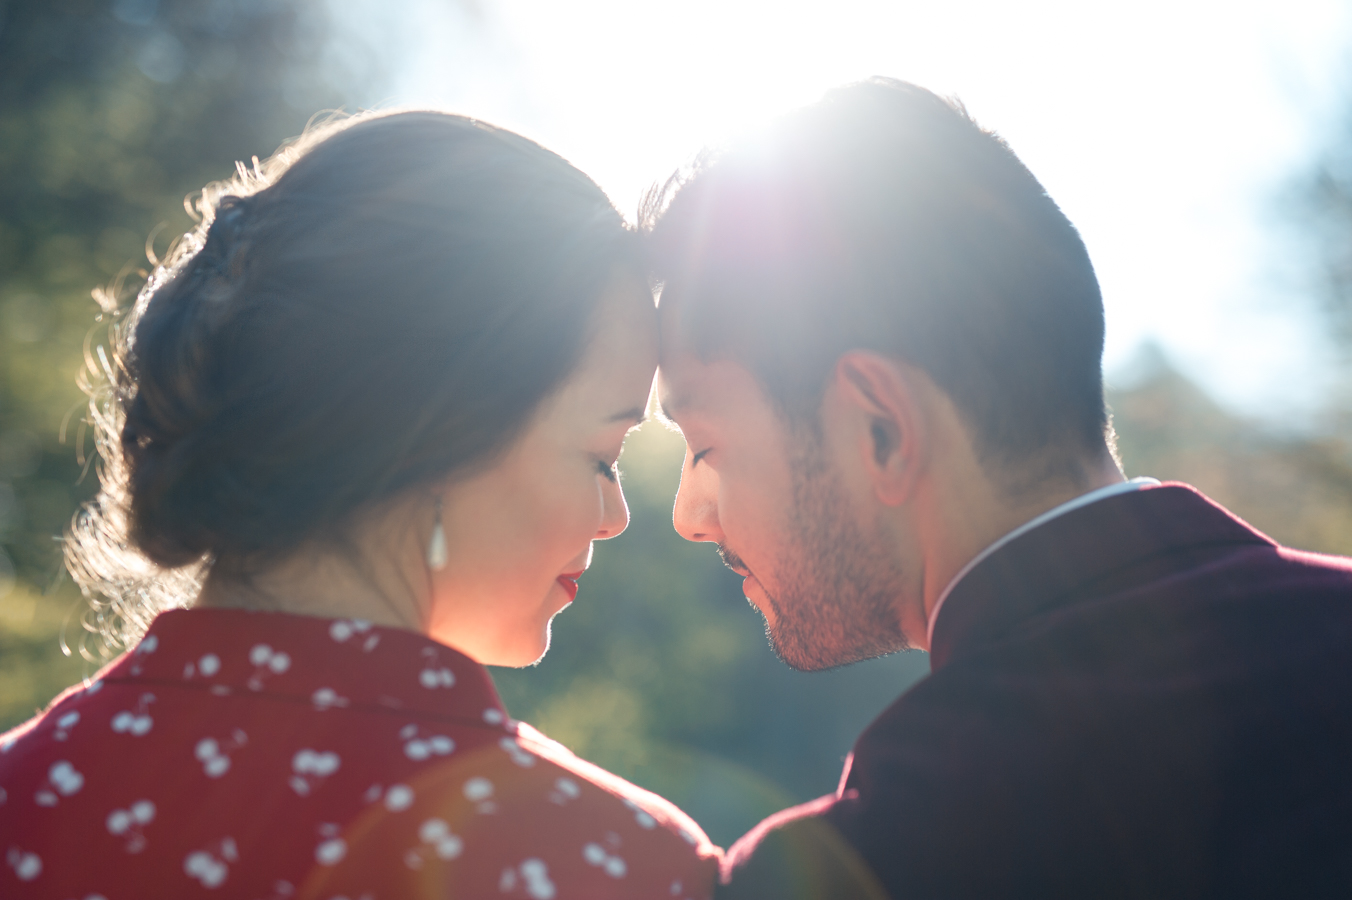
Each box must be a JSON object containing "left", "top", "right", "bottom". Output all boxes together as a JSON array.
[
  {"left": 4, "top": 0, "right": 1352, "bottom": 852},
  {"left": 0, "top": 0, "right": 358, "bottom": 589},
  {"left": 1290, "top": 103, "right": 1352, "bottom": 355},
  {"left": 0, "top": 0, "right": 362, "bottom": 767},
  {"left": 1111, "top": 347, "right": 1352, "bottom": 555}
]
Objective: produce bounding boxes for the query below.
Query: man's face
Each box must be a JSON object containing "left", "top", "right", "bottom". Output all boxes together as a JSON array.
[{"left": 657, "top": 327, "right": 910, "bottom": 671}]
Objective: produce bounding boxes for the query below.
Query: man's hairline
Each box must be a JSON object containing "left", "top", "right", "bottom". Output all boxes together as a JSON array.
[
  {"left": 656, "top": 343, "right": 839, "bottom": 437},
  {"left": 656, "top": 265, "right": 1110, "bottom": 474},
  {"left": 659, "top": 342, "right": 1113, "bottom": 495}
]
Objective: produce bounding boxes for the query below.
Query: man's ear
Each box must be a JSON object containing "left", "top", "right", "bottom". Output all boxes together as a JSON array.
[{"left": 831, "top": 351, "right": 927, "bottom": 507}]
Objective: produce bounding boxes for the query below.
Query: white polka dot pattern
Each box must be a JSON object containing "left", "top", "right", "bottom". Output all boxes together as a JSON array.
[{"left": 0, "top": 608, "right": 718, "bottom": 898}]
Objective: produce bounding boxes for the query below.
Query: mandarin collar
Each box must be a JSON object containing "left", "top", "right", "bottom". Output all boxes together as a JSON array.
[
  {"left": 102, "top": 608, "right": 512, "bottom": 729},
  {"left": 927, "top": 483, "right": 1274, "bottom": 671},
  {"left": 925, "top": 478, "right": 1161, "bottom": 648}
]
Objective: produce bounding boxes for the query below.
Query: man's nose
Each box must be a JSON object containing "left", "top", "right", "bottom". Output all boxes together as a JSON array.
[
  {"left": 673, "top": 446, "right": 723, "bottom": 544},
  {"left": 595, "top": 475, "right": 630, "bottom": 540}
]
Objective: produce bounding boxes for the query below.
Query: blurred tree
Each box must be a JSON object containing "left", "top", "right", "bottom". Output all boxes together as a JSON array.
[
  {"left": 1111, "top": 345, "right": 1352, "bottom": 555},
  {"left": 0, "top": 0, "right": 375, "bottom": 721},
  {"left": 1283, "top": 88, "right": 1352, "bottom": 446},
  {"left": 1289, "top": 105, "right": 1352, "bottom": 357}
]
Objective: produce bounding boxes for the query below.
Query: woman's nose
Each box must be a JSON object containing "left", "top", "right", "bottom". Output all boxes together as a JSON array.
[
  {"left": 672, "top": 446, "right": 723, "bottom": 544},
  {"left": 594, "top": 475, "right": 630, "bottom": 540}
]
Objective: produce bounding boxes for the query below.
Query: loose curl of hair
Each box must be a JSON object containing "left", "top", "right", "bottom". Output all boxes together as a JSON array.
[{"left": 66, "top": 109, "right": 642, "bottom": 655}]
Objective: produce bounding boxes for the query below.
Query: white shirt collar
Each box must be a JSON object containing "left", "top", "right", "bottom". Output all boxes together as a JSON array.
[{"left": 925, "top": 477, "right": 1161, "bottom": 649}]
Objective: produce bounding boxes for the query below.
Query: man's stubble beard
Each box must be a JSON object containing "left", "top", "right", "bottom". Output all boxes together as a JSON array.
[{"left": 758, "top": 429, "right": 912, "bottom": 672}]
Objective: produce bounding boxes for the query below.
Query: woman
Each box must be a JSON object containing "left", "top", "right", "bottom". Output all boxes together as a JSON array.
[{"left": 0, "top": 111, "right": 718, "bottom": 898}]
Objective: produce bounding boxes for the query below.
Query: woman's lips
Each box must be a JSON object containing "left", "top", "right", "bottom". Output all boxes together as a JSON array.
[{"left": 556, "top": 572, "right": 583, "bottom": 600}]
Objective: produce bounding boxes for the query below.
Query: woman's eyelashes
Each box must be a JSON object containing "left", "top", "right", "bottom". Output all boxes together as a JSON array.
[
  {"left": 597, "top": 459, "right": 620, "bottom": 482},
  {"left": 690, "top": 448, "right": 711, "bottom": 467}
]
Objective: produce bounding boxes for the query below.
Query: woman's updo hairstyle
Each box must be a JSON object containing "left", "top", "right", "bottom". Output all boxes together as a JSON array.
[{"left": 67, "top": 110, "right": 642, "bottom": 649}]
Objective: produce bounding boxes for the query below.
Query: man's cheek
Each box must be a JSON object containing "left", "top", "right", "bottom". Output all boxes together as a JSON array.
[
  {"left": 718, "top": 490, "right": 770, "bottom": 569},
  {"left": 727, "top": 479, "right": 783, "bottom": 537}
]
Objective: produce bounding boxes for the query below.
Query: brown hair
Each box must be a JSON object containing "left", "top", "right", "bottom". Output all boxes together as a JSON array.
[
  {"left": 646, "top": 79, "right": 1109, "bottom": 476},
  {"left": 68, "top": 110, "right": 640, "bottom": 650}
]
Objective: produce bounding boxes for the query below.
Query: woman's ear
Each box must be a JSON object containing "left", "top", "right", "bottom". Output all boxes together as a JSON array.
[{"left": 831, "top": 351, "right": 928, "bottom": 506}]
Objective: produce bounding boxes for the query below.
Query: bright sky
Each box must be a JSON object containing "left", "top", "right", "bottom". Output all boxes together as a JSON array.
[{"left": 335, "top": 0, "right": 1352, "bottom": 424}]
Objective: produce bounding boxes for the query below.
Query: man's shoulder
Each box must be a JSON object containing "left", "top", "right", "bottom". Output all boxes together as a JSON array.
[
  {"left": 721, "top": 486, "right": 1352, "bottom": 899},
  {"left": 1272, "top": 541, "right": 1352, "bottom": 582},
  {"left": 934, "top": 481, "right": 1352, "bottom": 672},
  {"left": 822, "top": 485, "right": 1352, "bottom": 895},
  {"left": 714, "top": 793, "right": 890, "bottom": 900}
]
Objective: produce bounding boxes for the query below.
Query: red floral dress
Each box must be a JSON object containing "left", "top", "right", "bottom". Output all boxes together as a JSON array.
[{"left": 0, "top": 609, "right": 719, "bottom": 898}]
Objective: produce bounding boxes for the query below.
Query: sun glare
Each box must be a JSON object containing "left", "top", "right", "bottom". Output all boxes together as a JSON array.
[{"left": 347, "top": 0, "right": 1352, "bottom": 420}]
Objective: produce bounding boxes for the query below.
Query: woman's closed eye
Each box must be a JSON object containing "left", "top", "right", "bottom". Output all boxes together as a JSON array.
[
  {"left": 690, "top": 448, "right": 711, "bottom": 467},
  {"left": 597, "top": 459, "right": 619, "bottom": 483}
]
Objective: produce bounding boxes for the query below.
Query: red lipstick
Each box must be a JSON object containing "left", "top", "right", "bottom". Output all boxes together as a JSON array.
[{"left": 556, "top": 572, "right": 583, "bottom": 600}]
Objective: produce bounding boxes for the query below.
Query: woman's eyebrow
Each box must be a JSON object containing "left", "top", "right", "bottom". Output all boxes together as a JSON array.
[
  {"left": 607, "top": 406, "right": 647, "bottom": 425},
  {"left": 655, "top": 392, "right": 682, "bottom": 424}
]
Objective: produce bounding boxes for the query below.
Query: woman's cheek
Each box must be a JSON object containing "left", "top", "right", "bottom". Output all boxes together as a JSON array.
[
  {"left": 561, "top": 475, "right": 602, "bottom": 537},
  {"left": 522, "top": 479, "right": 586, "bottom": 570}
]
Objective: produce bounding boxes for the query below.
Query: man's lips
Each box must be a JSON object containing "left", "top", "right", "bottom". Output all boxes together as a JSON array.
[{"left": 556, "top": 571, "right": 584, "bottom": 601}]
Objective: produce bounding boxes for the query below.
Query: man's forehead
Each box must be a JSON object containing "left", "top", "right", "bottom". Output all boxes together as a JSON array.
[
  {"left": 656, "top": 347, "right": 716, "bottom": 421},
  {"left": 657, "top": 352, "right": 761, "bottom": 426},
  {"left": 654, "top": 366, "right": 697, "bottom": 424}
]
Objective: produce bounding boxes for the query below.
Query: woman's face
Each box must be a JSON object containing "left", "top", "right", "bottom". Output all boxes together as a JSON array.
[{"left": 426, "top": 274, "right": 657, "bottom": 666}]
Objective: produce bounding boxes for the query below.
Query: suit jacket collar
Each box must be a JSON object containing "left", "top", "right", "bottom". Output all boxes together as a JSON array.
[{"left": 927, "top": 483, "right": 1275, "bottom": 671}]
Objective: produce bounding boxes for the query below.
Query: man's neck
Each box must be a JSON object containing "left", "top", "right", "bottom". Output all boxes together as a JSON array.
[{"left": 915, "top": 450, "right": 1125, "bottom": 650}]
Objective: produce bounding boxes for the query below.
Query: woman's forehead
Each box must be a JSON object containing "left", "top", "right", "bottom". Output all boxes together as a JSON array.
[{"left": 537, "top": 308, "right": 656, "bottom": 430}]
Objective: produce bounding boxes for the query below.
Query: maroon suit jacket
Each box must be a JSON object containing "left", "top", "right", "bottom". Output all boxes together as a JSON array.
[{"left": 718, "top": 483, "right": 1352, "bottom": 899}]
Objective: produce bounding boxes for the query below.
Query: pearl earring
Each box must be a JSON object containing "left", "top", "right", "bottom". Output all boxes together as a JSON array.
[{"left": 426, "top": 498, "right": 448, "bottom": 571}]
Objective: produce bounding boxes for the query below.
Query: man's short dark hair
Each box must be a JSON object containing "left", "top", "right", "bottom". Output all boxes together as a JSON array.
[{"left": 646, "top": 78, "right": 1109, "bottom": 476}]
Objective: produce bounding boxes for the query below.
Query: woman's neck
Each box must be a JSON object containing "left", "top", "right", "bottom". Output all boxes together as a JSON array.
[{"left": 196, "top": 540, "right": 427, "bottom": 632}]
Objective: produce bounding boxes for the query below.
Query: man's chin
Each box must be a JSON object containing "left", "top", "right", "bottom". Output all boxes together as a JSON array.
[
  {"left": 741, "top": 574, "right": 777, "bottom": 627},
  {"left": 761, "top": 598, "right": 914, "bottom": 672},
  {"left": 766, "top": 626, "right": 862, "bottom": 672},
  {"left": 758, "top": 601, "right": 853, "bottom": 672}
]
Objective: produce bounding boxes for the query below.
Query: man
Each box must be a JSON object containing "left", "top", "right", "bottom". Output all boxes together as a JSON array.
[{"left": 647, "top": 78, "right": 1352, "bottom": 898}]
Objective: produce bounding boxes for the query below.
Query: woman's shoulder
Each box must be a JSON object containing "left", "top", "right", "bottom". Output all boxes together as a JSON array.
[
  {"left": 513, "top": 720, "right": 714, "bottom": 855},
  {"left": 0, "top": 609, "right": 720, "bottom": 899},
  {"left": 305, "top": 720, "right": 720, "bottom": 899}
]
